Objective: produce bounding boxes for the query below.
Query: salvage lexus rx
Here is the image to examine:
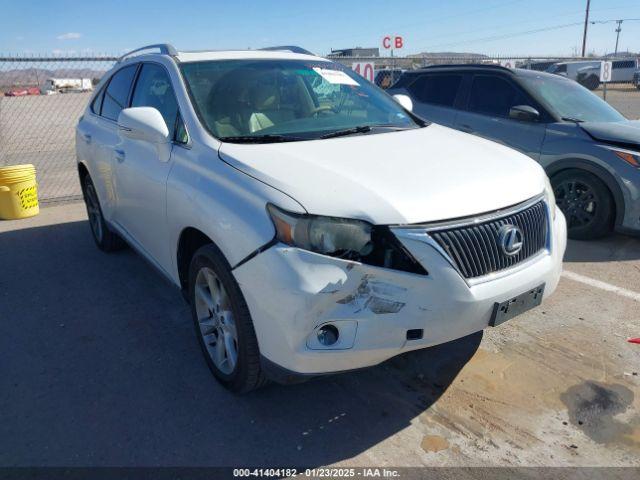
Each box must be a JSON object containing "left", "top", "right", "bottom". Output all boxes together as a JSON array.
[{"left": 76, "top": 44, "right": 567, "bottom": 392}]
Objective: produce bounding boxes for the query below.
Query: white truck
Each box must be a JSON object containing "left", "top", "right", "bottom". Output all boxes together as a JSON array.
[
  {"left": 41, "top": 78, "right": 93, "bottom": 94},
  {"left": 547, "top": 59, "right": 639, "bottom": 90}
]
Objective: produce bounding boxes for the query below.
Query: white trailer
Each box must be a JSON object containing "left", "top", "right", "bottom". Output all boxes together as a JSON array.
[{"left": 41, "top": 78, "right": 93, "bottom": 94}]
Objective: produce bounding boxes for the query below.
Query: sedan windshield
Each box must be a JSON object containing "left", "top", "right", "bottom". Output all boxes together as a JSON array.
[
  {"left": 520, "top": 73, "right": 625, "bottom": 123},
  {"left": 180, "top": 59, "right": 422, "bottom": 142}
]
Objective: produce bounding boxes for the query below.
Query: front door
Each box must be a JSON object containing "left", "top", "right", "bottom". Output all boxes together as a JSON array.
[
  {"left": 454, "top": 74, "right": 546, "bottom": 160},
  {"left": 113, "top": 62, "right": 181, "bottom": 269}
]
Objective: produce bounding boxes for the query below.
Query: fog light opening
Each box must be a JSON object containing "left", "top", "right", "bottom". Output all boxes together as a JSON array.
[{"left": 317, "top": 324, "right": 339, "bottom": 346}]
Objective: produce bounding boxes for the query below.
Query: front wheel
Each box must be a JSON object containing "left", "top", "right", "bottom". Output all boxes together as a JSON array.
[
  {"left": 581, "top": 75, "right": 600, "bottom": 90},
  {"left": 552, "top": 170, "right": 614, "bottom": 240},
  {"left": 188, "top": 244, "right": 268, "bottom": 393}
]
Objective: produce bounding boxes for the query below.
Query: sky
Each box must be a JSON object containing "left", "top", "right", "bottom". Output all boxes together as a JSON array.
[{"left": 1, "top": 0, "right": 639, "bottom": 57}]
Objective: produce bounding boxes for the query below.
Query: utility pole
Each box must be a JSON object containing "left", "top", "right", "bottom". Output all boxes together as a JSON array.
[
  {"left": 614, "top": 20, "right": 623, "bottom": 55},
  {"left": 581, "top": 0, "right": 591, "bottom": 57}
]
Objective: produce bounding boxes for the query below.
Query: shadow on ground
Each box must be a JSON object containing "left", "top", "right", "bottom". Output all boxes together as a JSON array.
[
  {"left": 0, "top": 220, "right": 481, "bottom": 467},
  {"left": 563, "top": 234, "right": 640, "bottom": 263}
]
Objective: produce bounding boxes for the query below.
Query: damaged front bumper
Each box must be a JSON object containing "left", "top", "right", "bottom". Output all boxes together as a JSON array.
[{"left": 233, "top": 209, "right": 567, "bottom": 378}]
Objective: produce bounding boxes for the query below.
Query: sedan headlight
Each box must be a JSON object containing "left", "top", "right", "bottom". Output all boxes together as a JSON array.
[
  {"left": 544, "top": 175, "right": 557, "bottom": 220},
  {"left": 267, "top": 204, "right": 374, "bottom": 256}
]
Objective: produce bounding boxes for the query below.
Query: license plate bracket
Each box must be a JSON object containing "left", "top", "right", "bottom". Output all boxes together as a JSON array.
[{"left": 490, "top": 283, "right": 545, "bottom": 327}]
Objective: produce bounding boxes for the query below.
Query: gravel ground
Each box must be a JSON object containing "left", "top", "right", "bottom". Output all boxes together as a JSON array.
[{"left": 0, "top": 203, "right": 638, "bottom": 469}]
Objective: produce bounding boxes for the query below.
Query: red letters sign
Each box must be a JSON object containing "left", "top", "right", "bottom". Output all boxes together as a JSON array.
[{"left": 382, "top": 36, "right": 403, "bottom": 49}]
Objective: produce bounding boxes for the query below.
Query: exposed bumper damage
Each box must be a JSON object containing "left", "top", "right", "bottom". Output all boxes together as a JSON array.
[{"left": 233, "top": 210, "right": 567, "bottom": 377}]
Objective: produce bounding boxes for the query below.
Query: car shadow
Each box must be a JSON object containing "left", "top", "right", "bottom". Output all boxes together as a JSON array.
[
  {"left": 0, "top": 220, "right": 481, "bottom": 467},
  {"left": 563, "top": 234, "right": 640, "bottom": 263}
]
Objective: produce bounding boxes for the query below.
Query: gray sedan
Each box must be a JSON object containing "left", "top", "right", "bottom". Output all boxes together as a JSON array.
[{"left": 388, "top": 65, "right": 640, "bottom": 239}]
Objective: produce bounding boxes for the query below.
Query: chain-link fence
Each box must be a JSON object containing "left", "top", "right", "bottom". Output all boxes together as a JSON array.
[
  {"left": 1, "top": 54, "right": 639, "bottom": 203},
  {"left": 0, "top": 56, "right": 116, "bottom": 202}
]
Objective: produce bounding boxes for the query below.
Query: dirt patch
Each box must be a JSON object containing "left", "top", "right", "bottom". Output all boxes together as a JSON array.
[{"left": 421, "top": 435, "right": 449, "bottom": 452}]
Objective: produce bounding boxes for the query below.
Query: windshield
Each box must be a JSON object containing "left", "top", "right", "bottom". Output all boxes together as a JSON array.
[
  {"left": 180, "top": 59, "right": 421, "bottom": 142},
  {"left": 520, "top": 73, "right": 625, "bottom": 123}
]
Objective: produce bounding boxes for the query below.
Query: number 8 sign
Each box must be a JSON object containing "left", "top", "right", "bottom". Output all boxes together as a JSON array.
[
  {"left": 352, "top": 62, "right": 375, "bottom": 83},
  {"left": 600, "top": 61, "right": 612, "bottom": 83}
]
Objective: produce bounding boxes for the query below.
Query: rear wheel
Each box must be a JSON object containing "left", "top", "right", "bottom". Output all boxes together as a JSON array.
[
  {"left": 82, "top": 175, "right": 125, "bottom": 251},
  {"left": 188, "top": 244, "right": 268, "bottom": 393},
  {"left": 552, "top": 170, "right": 614, "bottom": 240}
]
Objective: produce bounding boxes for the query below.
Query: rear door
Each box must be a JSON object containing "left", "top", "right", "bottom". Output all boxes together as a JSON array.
[
  {"left": 404, "top": 73, "right": 465, "bottom": 126},
  {"left": 80, "top": 64, "right": 139, "bottom": 222},
  {"left": 112, "top": 62, "right": 185, "bottom": 269},
  {"left": 454, "top": 73, "right": 547, "bottom": 159}
]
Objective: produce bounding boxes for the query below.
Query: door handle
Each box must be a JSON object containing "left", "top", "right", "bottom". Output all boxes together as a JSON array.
[
  {"left": 114, "top": 149, "right": 126, "bottom": 163},
  {"left": 83, "top": 133, "right": 92, "bottom": 144},
  {"left": 458, "top": 124, "right": 474, "bottom": 133}
]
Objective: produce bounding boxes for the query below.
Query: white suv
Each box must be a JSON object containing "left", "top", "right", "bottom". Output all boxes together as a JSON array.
[{"left": 76, "top": 44, "right": 567, "bottom": 392}]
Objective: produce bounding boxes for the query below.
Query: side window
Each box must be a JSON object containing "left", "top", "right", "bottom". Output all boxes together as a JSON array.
[
  {"left": 468, "top": 75, "right": 528, "bottom": 118},
  {"left": 557, "top": 64, "right": 567, "bottom": 73},
  {"left": 175, "top": 114, "right": 189, "bottom": 145},
  {"left": 613, "top": 60, "right": 634, "bottom": 69},
  {"left": 91, "top": 86, "right": 106, "bottom": 114},
  {"left": 101, "top": 65, "right": 138, "bottom": 121},
  {"left": 131, "top": 63, "right": 179, "bottom": 136},
  {"left": 408, "top": 74, "right": 463, "bottom": 107}
]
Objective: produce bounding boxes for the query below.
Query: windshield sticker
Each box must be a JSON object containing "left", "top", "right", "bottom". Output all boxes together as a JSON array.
[{"left": 313, "top": 67, "right": 360, "bottom": 86}]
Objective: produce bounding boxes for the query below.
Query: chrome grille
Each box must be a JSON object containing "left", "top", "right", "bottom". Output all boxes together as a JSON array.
[{"left": 428, "top": 201, "right": 548, "bottom": 279}]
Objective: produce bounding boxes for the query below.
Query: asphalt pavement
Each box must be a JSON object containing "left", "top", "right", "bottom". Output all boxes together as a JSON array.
[{"left": 0, "top": 203, "right": 638, "bottom": 468}]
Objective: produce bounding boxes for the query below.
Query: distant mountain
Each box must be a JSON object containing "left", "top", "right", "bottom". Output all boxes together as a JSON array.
[{"left": 0, "top": 68, "right": 110, "bottom": 88}]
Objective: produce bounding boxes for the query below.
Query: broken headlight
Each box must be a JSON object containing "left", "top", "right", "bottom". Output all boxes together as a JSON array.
[
  {"left": 267, "top": 204, "right": 374, "bottom": 257},
  {"left": 267, "top": 204, "right": 427, "bottom": 275}
]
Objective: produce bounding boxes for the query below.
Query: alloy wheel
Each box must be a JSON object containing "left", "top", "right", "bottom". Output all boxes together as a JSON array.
[
  {"left": 554, "top": 179, "right": 597, "bottom": 229},
  {"left": 85, "top": 183, "right": 103, "bottom": 242},
  {"left": 194, "top": 267, "right": 239, "bottom": 375}
]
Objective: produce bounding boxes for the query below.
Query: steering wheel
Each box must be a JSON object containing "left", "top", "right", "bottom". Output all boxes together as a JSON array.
[{"left": 310, "top": 105, "right": 334, "bottom": 116}]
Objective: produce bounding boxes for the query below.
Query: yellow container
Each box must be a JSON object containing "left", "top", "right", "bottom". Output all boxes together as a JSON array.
[{"left": 0, "top": 164, "right": 39, "bottom": 220}]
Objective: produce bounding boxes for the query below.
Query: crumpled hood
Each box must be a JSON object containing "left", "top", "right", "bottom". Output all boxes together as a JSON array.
[
  {"left": 579, "top": 120, "right": 640, "bottom": 148},
  {"left": 218, "top": 124, "right": 546, "bottom": 225}
]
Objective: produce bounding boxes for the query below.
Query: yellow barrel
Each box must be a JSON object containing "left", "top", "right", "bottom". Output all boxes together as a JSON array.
[{"left": 0, "top": 164, "right": 39, "bottom": 220}]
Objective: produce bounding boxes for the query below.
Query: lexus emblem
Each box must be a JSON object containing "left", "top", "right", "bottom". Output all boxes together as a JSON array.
[{"left": 498, "top": 225, "right": 523, "bottom": 256}]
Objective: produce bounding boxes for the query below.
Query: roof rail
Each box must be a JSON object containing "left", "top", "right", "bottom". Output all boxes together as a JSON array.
[
  {"left": 118, "top": 43, "right": 178, "bottom": 62},
  {"left": 417, "top": 63, "right": 515, "bottom": 72},
  {"left": 259, "top": 45, "right": 314, "bottom": 56}
]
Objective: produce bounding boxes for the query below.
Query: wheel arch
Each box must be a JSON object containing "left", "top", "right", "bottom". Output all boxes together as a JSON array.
[
  {"left": 176, "top": 227, "right": 218, "bottom": 297},
  {"left": 545, "top": 159, "right": 625, "bottom": 227}
]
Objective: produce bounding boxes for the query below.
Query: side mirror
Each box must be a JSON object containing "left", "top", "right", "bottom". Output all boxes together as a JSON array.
[
  {"left": 509, "top": 105, "right": 540, "bottom": 122},
  {"left": 392, "top": 94, "right": 413, "bottom": 112},
  {"left": 118, "top": 107, "right": 170, "bottom": 144}
]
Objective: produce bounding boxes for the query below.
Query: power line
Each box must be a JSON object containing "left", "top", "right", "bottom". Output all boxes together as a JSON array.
[{"left": 426, "top": 22, "right": 585, "bottom": 49}]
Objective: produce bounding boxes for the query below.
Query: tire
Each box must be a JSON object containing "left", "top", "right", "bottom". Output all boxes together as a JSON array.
[
  {"left": 582, "top": 75, "right": 600, "bottom": 91},
  {"left": 552, "top": 169, "right": 614, "bottom": 240},
  {"left": 188, "top": 244, "right": 268, "bottom": 393},
  {"left": 82, "top": 175, "right": 125, "bottom": 252}
]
